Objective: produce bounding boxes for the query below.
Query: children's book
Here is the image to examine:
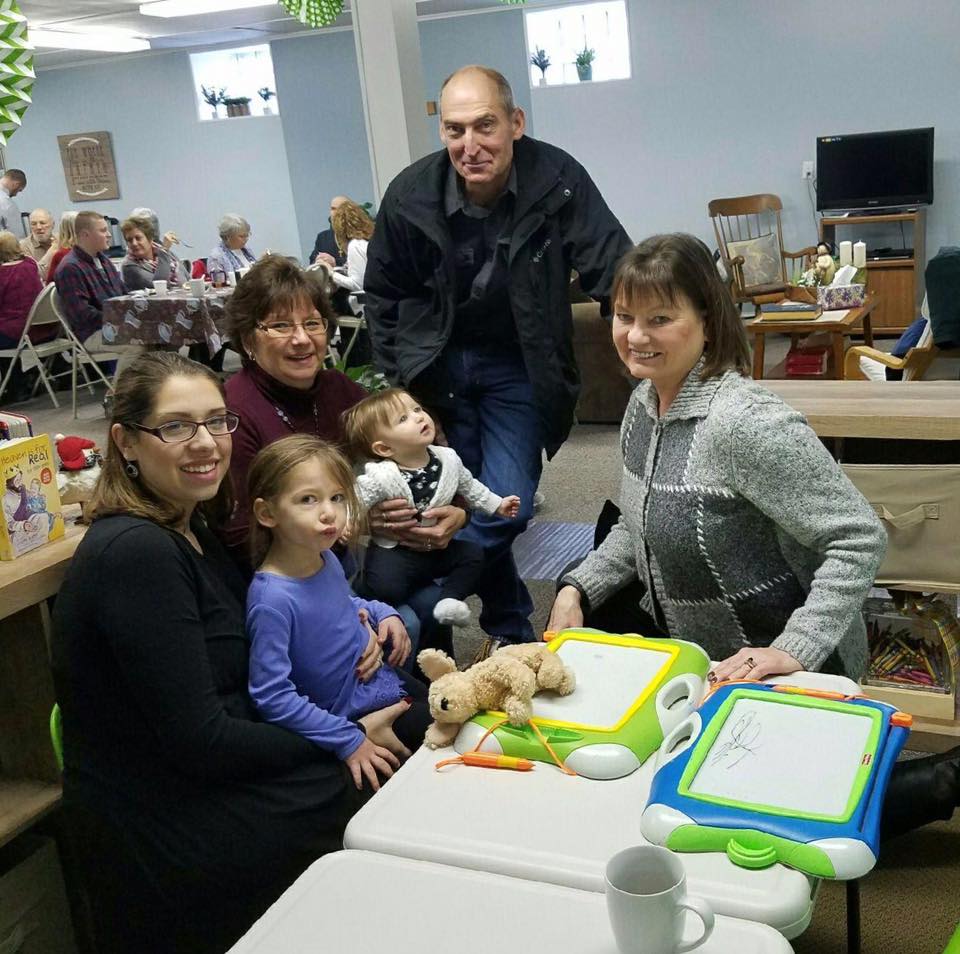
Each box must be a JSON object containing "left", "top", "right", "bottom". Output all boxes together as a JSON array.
[{"left": 0, "top": 434, "right": 64, "bottom": 560}]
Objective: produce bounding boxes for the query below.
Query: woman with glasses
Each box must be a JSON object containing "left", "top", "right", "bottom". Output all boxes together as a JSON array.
[{"left": 51, "top": 352, "right": 364, "bottom": 953}]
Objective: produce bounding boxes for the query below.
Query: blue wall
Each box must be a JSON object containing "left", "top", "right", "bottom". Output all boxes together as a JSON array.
[
  {"left": 271, "top": 30, "right": 375, "bottom": 263},
  {"left": 6, "top": 50, "right": 302, "bottom": 260},
  {"left": 531, "top": 0, "right": 960, "bottom": 261}
]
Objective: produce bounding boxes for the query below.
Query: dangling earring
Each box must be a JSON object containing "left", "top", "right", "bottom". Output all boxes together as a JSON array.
[{"left": 125, "top": 461, "right": 139, "bottom": 478}]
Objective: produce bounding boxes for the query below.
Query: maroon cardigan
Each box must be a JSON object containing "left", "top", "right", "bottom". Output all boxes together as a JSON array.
[
  {"left": 0, "top": 258, "right": 47, "bottom": 343},
  {"left": 223, "top": 362, "right": 367, "bottom": 552}
]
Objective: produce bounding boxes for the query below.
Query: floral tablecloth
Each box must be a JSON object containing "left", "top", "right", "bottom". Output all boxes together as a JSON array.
[{"left": 102, "top": 288, "right": 232, "bottom": 357}]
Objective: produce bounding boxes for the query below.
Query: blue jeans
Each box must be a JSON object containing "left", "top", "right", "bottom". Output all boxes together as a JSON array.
[{"left": 437, "top": 345, "right": 542, "bottom": 642}]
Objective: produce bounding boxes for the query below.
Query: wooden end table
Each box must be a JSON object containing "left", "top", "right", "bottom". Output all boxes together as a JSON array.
[{"left": 747, "top": 293, "right": 879, "bottom": 380}]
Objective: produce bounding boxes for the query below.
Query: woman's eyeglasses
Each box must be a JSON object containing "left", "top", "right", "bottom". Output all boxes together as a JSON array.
[
  {"left": 131, "top": 412, "right": 241, "bottom": 444},
  {"left": 257, "top": 318, "right": 328, "bottom": 338}
]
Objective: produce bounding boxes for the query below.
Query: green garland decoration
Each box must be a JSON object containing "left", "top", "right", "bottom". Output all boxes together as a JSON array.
[
  {"left": 277, "top": 0, "right": 344, "bottom": 29},
  {"left": 0, "top": 0, "right": 33, "bottom": 148}
]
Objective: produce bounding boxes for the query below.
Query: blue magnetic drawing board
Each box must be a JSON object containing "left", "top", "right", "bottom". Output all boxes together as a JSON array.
[{"left": 640, "top": 682, "right": 912, "bottom": 879}]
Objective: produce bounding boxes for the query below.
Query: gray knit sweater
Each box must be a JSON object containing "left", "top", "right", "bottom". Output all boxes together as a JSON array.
[{"left": 564, "top": 365, "right": 886, "bottom": 680}]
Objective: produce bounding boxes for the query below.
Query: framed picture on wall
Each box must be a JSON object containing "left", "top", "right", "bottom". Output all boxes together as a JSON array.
[{"left": 57, "top": 131, "right": 120, "bottom": 201}]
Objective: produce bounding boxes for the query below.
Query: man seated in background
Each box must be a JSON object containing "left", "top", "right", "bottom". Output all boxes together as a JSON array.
[
  {"left": 310, "top": 194, "right": 348, "bottom": 267},
  {"left": 0, "top": 169, "right": 26, "bottom": 236},
  {"left": 54, "top": 211, "right": 126, "bottom": 347},
  {"left": 20, "top": 208, "right": 57, "bottom": 279}
]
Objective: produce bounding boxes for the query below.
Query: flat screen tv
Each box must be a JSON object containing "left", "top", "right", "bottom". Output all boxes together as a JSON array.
[{"left": 816, "top": 127, "right": 934, "bottom": 212}]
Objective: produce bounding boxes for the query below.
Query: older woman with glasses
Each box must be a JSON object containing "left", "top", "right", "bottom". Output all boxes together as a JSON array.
[
  {"left": 208, "top": 212, "right": 256, "bottom": 281},
  {"left": 223, "top": 255, "right": 466, "bottom": 658}
]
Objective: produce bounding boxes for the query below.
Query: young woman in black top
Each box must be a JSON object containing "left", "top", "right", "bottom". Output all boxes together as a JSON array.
[{"left": 51, "top": 352, "right": 395, "bottom": 953}]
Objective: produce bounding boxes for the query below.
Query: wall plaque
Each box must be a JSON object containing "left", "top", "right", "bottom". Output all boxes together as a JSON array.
[{"left": 57, "top": 131, "right": 120, "bottom": 202}]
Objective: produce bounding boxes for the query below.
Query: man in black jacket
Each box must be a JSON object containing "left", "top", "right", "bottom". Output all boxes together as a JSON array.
[{"left": 364, "top": 65, "right": 631, "bottom": 645}]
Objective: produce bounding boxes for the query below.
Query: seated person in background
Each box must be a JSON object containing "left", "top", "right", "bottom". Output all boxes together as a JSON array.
[
  {"left": 246, "top": 435, "right": 429, "bottom": 792},
  {"left": 120, "top": 215, "right": 188, "bottom": 291},
  {"left": 0, "top": 230, "right": 43, "bottom": 347},
  {"left": 129, "top": 206, "right": 182, "bottom": 251},
  {"left": 327, "top": 199, "right": 374, "bottom": 312},
  {"left": 342, "top": 387, "right": 519, "bottom": 628},
  {"left": 310, "top": 195, "right": 348, "bottom": 267},
  {"left": 20, "top": 208, "right": 57, "bottom": 279},
  {"left": 208, "top": 213, "right": 256, "bottom": 280},
  {"left": 45, "top": 211, "right": 77, "bottom": 284},
  {"left": 54, "top": 211, "right": 141, "bottom": 373}
]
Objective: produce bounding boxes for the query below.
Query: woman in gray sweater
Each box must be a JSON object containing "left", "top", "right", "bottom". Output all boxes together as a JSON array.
[{"left": 549, "top": 233, "right": 886, "bottom": 683}]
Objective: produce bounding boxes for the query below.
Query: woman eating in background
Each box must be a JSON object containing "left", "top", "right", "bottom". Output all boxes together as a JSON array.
[
  {"left": 328, "top": 199, "right": 374, "bottom": 306},
  {"left": 120, "top": 215, "right": 188, "bottom": 291},
  {"left": 208, "top": 212, "right": 256, "bottom": 280},
  {"left": 51, "top": 352, "right": 367, "bottom": 953},
  {"left": 44, "top": 210, "right": 77, "bottom": 284}
]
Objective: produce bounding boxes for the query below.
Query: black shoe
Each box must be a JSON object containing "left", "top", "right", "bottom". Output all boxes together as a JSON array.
[{"left": 881, "top": 744, "right": 960, "bottom": 841}]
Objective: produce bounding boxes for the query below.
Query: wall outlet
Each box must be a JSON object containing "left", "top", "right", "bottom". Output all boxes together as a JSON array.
[{"left": 801, "top": 160, "right": 814, "bottom": 180}]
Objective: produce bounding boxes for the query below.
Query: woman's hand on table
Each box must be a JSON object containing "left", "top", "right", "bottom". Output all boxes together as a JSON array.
[
  {"left": 400, "top": 505, "right": 467, "bottom": 552},
  {"left": 709, "top": 646, "right": 803, "bottom": 684},
  {"left": 546, "top": 585, "right": 585, "bottom": 632},
  {"left": 378, "top": 614, "right": 411, "bottom": 667},
  {"left": 368, "top": 498, "right": 418, "bottom": 540}
]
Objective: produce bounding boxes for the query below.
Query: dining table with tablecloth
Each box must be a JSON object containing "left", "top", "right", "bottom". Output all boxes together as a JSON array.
[{"left": 101, "top": 287, "right": 233, "bottom": 358}]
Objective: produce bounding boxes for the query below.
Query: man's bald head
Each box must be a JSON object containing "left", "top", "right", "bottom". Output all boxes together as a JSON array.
[
  {"left": 440, "top": 65, "right": 515, "bottom": 117},
  {"left": 28, "top": 208, "right": 54, "bottom": 243}
]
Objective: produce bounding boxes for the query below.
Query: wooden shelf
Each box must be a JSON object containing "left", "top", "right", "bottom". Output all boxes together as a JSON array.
[{"left": 0, "top": 778, "right": 61, "bottom": 849}]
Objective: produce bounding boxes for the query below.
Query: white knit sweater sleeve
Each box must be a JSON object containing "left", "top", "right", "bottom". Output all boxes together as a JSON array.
[
  {"left": 727, "top": 395, "right": 886, "bottom": 671},
  {"left": 449, "top": 453, "right": 502, "bottom": 516}
]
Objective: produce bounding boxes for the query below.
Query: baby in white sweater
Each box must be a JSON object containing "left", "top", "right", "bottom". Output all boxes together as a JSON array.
[{"left": 342, "top": 388, "right": 519, "bottom": 626}]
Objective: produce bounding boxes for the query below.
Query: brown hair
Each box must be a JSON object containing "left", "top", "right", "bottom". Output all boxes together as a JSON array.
[
  {"left": 340, "top": 387, "right": 419, "bottom": 463},
  {"left": 0, "top": 230, "right": 24, "bottom": 263},
  {"left": 440, "top": 65, "right": 516, "bottom": 116},
  {"left": 74, "top": 211, "right": 106, "bottom": 238},
  {"left": 120, "top": 215, "right": 156, "bottom": 243},
  {"left": 225, "top": 254, "right": 335, "bottom": 358},
  {"left": 612, "top": 233, "right": 751, "bottom": 379},
  {"left": 247, "top": 435, "right": 363, "bottom": 566},
  {"left": 331, "top": 200, "right": 374, "bottom": 255},
  {"left": 88, "top": 352, "right": 234, "bottom": 527}
]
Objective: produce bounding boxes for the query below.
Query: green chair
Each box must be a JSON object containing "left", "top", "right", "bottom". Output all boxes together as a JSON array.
[{"left": 50, "top": 702, "right": 63, "bottom": 772}]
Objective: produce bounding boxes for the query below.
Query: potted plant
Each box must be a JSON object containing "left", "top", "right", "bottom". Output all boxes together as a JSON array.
[
  {"left": 223, "top": 95, "right": 252, "bottom": 118},
  {"left": 530, "top": 47, "right": 551, "bottom": 86},
  {"left": 575, "top": 46, "right": 596, "bottom": 82},
  {"left": 200, "top": 85, "right": 225, "bottom": 119},
  {"left": 258, "top": 87, "right": 276, "bottom": 115}
]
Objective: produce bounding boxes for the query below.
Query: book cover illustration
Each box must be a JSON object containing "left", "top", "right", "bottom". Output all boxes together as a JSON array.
[{"left": 1, "top": 434, "right": 64, "bottom": 560}]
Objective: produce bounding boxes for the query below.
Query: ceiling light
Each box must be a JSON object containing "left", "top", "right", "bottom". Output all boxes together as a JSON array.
[
  {"left": 29, "top": 28, "right": 151, "bottom": 53},
  {"left": 139, "top": 0, "right": 273, "bottom": 16}
]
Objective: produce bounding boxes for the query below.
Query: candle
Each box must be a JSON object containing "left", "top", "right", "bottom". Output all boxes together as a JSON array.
[
  {"left": 853, "top": 241, "right": 867, "bottom": 269},
  {"left": 838, "top": 241, "right": 853, "bottom": 266}
]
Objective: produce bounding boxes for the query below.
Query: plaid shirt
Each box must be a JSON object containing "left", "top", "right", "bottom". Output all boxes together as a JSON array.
[{"left": 54, "top": 247, "right": 126, "bottom": 343}]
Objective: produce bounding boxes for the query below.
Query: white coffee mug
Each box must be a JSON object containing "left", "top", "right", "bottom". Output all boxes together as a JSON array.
[
  {"left": 605, "top": 846, "right": 714, "bottom": 954},
  {"left": 189, "top": 278, "right": 205, "bottom": 298},
  {"left": 152, "top": 280, "right": 168, "bottom": 296}
]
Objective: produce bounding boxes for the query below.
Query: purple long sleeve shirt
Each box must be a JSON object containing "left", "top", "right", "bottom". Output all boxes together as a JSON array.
[{"left": 247, "top": 551, "right": 406, "bottom": 759}]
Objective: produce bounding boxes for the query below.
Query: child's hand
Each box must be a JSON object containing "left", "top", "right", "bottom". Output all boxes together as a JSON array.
[
  {"left": 344, "top": 737, "right": 400, "bottom": 792},
  {"left": 497, "top": 495, "right": 521, "bottom": 519},
  {"left": 359, "top": 700, "right": 412, "bottom": 760},
  {"left": 379, "top": 614, "right": 411, "bottom": 667}
]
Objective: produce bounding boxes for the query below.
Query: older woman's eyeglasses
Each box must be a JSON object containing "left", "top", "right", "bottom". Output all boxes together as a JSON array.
[
  {"left": 256, "top": 317, "right": 328, "bottom": 338},
  {"left": 131, "top": 412, "right": 241, "bottom": 444}
]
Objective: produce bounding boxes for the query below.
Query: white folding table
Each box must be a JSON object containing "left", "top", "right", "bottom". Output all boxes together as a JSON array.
[
  {"left": 344, "top": 671, "right": 860, "bottom": 939},
  {"left": 229, "top": 850, "right": 794, "bottom": 953}
]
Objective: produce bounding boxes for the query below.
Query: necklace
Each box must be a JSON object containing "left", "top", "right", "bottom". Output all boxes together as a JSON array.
[{"left": 273, "top": 401, "right": 322, "bottom": 438}]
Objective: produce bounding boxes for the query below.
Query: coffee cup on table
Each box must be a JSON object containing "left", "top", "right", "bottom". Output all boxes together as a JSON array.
[
  {"left": 152, "top": 280, "right": 168, "bottom": 296},
  {"left": 604, "top": 845, "right": 714, "bottom": 954},
  {"left": 189, "top": 278, "right": 205, "bottom": 298}
]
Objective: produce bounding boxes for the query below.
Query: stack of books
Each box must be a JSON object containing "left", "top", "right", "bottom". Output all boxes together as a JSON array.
[{"left": 758, "top": 300, "right": 822, "bottom": 321}]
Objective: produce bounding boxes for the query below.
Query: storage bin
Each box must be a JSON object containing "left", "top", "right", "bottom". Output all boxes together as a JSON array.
[
  {"left": 0, "top": 836, "right": 78, "bottom": 954},
  {"left": 842, "top": 463, "right": 960, "bottom": 588}
]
